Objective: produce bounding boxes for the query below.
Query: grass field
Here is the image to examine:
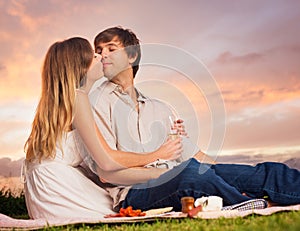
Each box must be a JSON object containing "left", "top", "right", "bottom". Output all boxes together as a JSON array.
[
  {"left": 1, "top": 189, "right": 300, "bottom": 231},
  {"left": 39, "top": 211, "right": 300, "bottom": 231}
]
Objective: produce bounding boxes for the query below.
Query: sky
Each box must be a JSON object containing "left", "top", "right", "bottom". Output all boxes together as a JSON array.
[{"left": 0, "top": 0, "right": 300, "bottom": 162}]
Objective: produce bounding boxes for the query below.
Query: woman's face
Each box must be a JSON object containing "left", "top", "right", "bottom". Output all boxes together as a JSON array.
[{"left": 87, "top": 53, "right": 104, "bottom": 82}]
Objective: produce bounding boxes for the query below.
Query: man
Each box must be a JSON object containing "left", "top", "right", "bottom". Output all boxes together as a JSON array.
[
  {"left": 89, "top": 27, "right": 214, "bottom": 167},
  {"left": 88, "top": 26, "right": 300, "bottom": 212}
]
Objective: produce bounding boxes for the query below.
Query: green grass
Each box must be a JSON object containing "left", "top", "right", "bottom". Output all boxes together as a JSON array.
[
  {"left": 0, "top": 187, "right": 29, "bottom": 219},
  {"left": 1, "top": 189, "right": 300, "bottom": 231},
  {"left": 42, "top": 211, "right": 300, "bottom": 231}
]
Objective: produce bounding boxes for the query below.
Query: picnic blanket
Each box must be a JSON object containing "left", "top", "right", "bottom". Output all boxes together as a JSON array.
[{"left": 1, "top": 204, "right": 300, "bottom": 230}]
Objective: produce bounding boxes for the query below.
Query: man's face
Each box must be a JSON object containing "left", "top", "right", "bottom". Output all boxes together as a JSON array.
[{"left": 95, "top": 37, "right": 134, "bottom": 80}]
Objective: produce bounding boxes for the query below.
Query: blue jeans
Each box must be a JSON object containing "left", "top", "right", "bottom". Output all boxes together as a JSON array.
[{"left": 122, "top": 158, "right": 300, "bottom": 211}]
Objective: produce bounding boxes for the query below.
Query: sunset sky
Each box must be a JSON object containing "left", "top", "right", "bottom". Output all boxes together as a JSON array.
[{"left": 0, "top": 0, "right": 299, "bottom": 161}]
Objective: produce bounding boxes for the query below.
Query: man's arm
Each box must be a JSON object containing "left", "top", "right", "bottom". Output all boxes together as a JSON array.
[
  {"left": 169, "top": 111, "right": 216, "bottom": 164},
  {"left": 156, "top": 100, "right": 215, "bottom": 164},
  {"left": 193, "top": 150, "right": 216, "bottom": 164}
]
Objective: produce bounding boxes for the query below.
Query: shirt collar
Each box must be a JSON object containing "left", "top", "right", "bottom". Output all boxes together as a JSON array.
[
  {"left": 104, "top": 81, "right": 121, "bottom": 93},
  {"left": 105, "top": 80, "right": 148, "bottom": 102},
  {"left": 136, "top": 89, "right": 147, "bottom": 103}
]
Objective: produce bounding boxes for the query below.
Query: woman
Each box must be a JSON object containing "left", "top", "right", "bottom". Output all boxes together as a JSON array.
[{"left": 23, "top": 37, "right": 182, "bottom": 220}]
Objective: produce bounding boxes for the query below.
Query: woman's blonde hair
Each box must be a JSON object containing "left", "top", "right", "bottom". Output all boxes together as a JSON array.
[{"left": 25, "top": 37, "right": 94, "bottom": 162}]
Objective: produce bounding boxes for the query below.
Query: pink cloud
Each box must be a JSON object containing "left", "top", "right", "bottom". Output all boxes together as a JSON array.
[
  {"left": 1, "top": 0, "right": 300, "bottom": 161},
  {"left": 223, "top": 98, "right": 300, "bottom": 149},
  {"left": 0, "top": 157, "right": 24, "bottom": 177},
  {"left": 220, "top": 84, "right": 300, "bottom": 109},
  {"left": 0, "top": 62, "right": 5, "bottom": 72},
  {"left": 215, "top": 51, "right": 264, "bottom": 65}
]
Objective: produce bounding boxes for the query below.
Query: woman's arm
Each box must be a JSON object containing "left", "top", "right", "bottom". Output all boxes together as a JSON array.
[
  {"left": 73, "top": 90, "right": 182, "bottom": 171},
  {"left": 97, "top": 166, "right": 168, "bottom": 185},
  {"left": 73, "top": 90, "right": 124, "bottom": 171},
  {"left": 94, "top": 126, "right": 183, "bottom": 167}
]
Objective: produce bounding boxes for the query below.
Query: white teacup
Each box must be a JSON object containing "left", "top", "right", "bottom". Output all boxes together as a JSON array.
[{"left": 194, "top": 196, "right": 223, "bottom": 211}]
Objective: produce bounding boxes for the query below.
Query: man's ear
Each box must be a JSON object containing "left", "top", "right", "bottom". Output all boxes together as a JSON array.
[{"left": 129, "top": 53, "right": 138, "bottom": 65}]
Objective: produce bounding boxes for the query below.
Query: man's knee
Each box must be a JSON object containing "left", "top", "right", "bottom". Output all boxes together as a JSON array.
[{"left": 178, "top": 161, "right": 214, "bottom": 185}]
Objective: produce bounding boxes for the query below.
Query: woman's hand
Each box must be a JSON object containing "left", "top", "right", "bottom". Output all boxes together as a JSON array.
[
  {"left": 87, "top": 54, "right": 103, "bottom": 83},
  {"left": 152, "top": 137, "right": 183, "bottom": 161}
]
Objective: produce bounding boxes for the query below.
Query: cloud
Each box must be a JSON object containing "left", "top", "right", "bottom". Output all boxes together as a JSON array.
[
  {"left": 0, "top": 120, "right": 30, "bottom": 160},
  {"left": 0, "top": 62, "right": 5, "bottom": 72},
  {"left": 220, "top": 84, "right": 300, "bottom": 108},
  {"left": 0, "top": 99, "right": 36, "bottom": 160},
  {"left": 0, "top": 157, "right": 24, "bottom": 177},
  {"left": 221, "top": 89, "right": 264, "bottom": 105},
  {"left": 1, "top": 0, "right": 300, "bottom": 161},
  {"left": 215, "top": 51, "right": 264, "bottom": 65},
  {"left": 223, "top": 98, "right": 300, "bottom": 149},
  {"left": 210, "top": 43, "right": 300, "bottom": 106},
  {"left": 217, "top": 151, "right": 300, "bottom": 170}
]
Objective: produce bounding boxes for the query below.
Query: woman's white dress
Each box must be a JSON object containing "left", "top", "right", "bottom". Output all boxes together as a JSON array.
[{"left": 23, "top": 130, "right": 113, "bottom": 220}]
